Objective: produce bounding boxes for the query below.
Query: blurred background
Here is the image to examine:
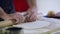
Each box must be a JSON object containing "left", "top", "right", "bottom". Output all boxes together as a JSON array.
[{"left": 36, "top": 0, "right": 60, "bottom": 16}]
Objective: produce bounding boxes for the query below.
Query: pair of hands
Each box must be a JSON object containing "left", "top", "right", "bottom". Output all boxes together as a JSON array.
[{"left": 0, "top": 6, "right": 37, "bottom": 25}]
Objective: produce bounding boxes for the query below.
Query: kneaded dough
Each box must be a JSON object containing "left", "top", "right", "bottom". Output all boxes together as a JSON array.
[{"left": 0, "top": 20, "right": 14, "bottom": 28}]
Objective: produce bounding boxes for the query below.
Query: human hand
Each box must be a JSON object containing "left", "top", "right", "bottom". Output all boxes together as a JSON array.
[
  {"left": 0, "top": 7, "right": 25, "bottom": 25},
  {"left": 26, "top": 6, "right": 37, "bottom": 22},
  {"left": 9, "top": 13, "right": 25, "bottom": 24}
]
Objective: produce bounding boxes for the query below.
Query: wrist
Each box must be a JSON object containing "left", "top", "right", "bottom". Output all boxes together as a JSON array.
[{"left": 2, "top": 15, "right": 11, "bottom": 20}]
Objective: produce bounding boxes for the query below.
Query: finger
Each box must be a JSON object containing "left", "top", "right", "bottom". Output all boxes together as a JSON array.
[
  {"left": 18, "top": 14, "right": 25, "bottom": 23},
  {"left": 30, "top": 12, "right": 37, "bottom": 21},
  {"left": 14, "top": 13, "right": 25, "bottom": 24},
  {"left": 30, "top": 15, "right": 36, "bottom": 21}
]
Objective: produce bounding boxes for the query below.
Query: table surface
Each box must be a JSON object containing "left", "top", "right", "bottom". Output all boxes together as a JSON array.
[
  {"left": 21, "top": 17, "right": 60, "bottom": 34},
  {"left": 23, "top": 17, "right": 60, "bottom": 34},
  {"left": 3, "top": 17, "right": 60, "bottom": 34}
]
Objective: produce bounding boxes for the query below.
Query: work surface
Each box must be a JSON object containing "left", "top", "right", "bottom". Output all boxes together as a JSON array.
[{"left": 13, "top": 17, "right": 60, "bottom": 34}]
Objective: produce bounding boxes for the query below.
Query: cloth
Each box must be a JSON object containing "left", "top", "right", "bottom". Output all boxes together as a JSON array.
[
  {"left": 0, "top": 0, "right": 15, "bottom": 14},
  {"left": 13, "top": 0, "right": 29, "bottom": 12}
]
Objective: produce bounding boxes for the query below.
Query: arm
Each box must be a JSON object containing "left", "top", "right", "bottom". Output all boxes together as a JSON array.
[
  {"left": 25, "top": 0, "right": 37, "bottom": 22},
  {"left": 0, "top": 7, "right": 11, "bottom": 20},
  {"left": 27, "top": 0, "right": 37, "bottom": 8}
]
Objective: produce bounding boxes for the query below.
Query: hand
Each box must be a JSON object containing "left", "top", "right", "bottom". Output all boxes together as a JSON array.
[
  {"left": 0, "top": 7, "right": 25, "bottom": 25},
  {"left": 26, "top": 6, "right": 37, "bottom": 22},
  {"left": 9, "top": 13, "right": 25, "bottom": 24}
]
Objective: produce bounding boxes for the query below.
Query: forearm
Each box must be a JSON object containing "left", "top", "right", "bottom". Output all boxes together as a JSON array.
[
  {"left": 0, "top": 7, "right": 7, "bottom": 16},
  {"left": 27, "top": 0, "right": 37, "bottom": 8},
  {"left": 0, "top": 7, "right": 10, "bottom": 19}
]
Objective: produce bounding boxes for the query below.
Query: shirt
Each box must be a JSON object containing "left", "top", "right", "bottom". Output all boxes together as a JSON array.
[
  {"left": 13, "top": 0, "right": 29, "bottom": 12},
  {"left": 0, "top": 0, "right": 15, "bottom": 14}
]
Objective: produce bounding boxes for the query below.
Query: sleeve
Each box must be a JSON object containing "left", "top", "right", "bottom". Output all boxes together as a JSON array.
[{"left": 0, "top": 0, "right": 15, "bottom": 14}]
